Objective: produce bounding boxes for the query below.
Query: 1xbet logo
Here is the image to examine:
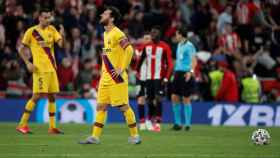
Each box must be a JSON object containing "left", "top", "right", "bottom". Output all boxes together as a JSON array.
[{"left": 208, "top": 104, "right": 280, "bottom": 126}]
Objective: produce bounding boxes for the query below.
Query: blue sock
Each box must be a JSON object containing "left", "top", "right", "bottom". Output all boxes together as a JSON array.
[
  {"left": 172, "top": 103, "right": 181, "bottom": 125},
  {"left": 184, "top": 103, "right": 192, "bottom": 127}
]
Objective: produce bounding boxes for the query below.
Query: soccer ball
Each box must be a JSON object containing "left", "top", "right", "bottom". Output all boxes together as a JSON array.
[{"left": 251, "top": 129, "right": 271, "bottom": 145}]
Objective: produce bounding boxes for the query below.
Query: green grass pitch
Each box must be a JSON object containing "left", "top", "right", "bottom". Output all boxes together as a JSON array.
[{"left": 0, "top": 123, "right": 279, "bottom": 158}]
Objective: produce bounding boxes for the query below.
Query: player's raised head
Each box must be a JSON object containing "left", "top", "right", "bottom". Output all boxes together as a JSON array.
[
  {"left": 100, "top": 6, "right": 121, "bottom": 26},
  {"left": 177, "top": 26, "right": 188, "bottom": 38},
  {"left": 150, "top": 26, "right": 161, "bottom": 42},
  {"left": 39, "top": 8, "right": 52, "bottom": 27},
  {"left": 176, "top": 26, "right": 188, "bottom": 42}
]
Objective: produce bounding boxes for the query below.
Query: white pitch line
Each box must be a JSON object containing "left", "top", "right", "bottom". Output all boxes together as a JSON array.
[
  {"left": 0, "top": 143, "right": 279, "bottom": 147},
  {"left": 1, "top": 153, "right": 279, "bottom": 158},
  {"left": 0, "top": 143, "right": 249, "bottom": 146},
  {"left": 8, "top": 134, "right": 126, "bottom": 138}
]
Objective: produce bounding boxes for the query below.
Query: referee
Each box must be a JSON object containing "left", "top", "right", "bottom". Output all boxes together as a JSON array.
[{"left": 171, "top": 26, "right": 197, "bottom": 131}]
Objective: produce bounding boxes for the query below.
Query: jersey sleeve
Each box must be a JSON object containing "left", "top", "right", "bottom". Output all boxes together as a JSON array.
[
  {"left": 21, "top": 28, "right": 32, "bottom": 46},
  {"left": 164, "top": 43, "right": 174, "bottom": 79},
  {"left": 116, "top": 31, "right": 130, "bottom": 49},
  {"left": 191, "top": 43, "right": 197, "bottom": 57},
  {"left": 50, "top": 25, "right": 62, "bottom": 43}
]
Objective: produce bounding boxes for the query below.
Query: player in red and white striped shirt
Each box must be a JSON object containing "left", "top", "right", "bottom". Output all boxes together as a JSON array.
[
  {"left": 137, "top": 26, "right": 173, "bottom": 132},
  {"left": 216, "top": 22, "right": 242, "bottom": 72},
  {"left": 218, "top": 23, "right": 241, "bottom": 55},
  {"left": 134, "top": 33, "right": 153, "bottom": 131},
  {"left": 235, "top": 0, "right": 260, "bottom": 52},
  {"left": 236, "top": 0, "right": 260, "bottom": 25}
]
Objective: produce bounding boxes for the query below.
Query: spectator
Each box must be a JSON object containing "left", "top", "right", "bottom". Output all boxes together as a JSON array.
[
  {"left": 128, "top": 10, "right": 145, "bottom": 40},
  {"left": 58, "top": 58, "right": 75, "bottom": 91},
  {"left": 63, "top": 40, "right": 74, "bottom": 58},
  {"left": 217, "top": 23, "right": 241, "bottom": 57},
  {"left": 179, "top": 0, "right": 194, "bottom": 26},
  {"left": 1, "top": 44, "right": 17, "bottom": 61},
  {"left": 0, "top": 15, "right": 5, "bottom": 49},
  {"left": 217, "top": 5, "right": 232, "bottom": 35},
  {"left": 3, "top": 60, "right": 21, "bottom": 81},
  {"left": 240, "top": 69, "right": 261, "bottom": 104},
  {"left": 85, "top": 8, "right": 97, "bottom": 33},
  {"left": 190, "top": 2, "right": 212, "bottom": 33},
  {"left": 254, "top": 42, "right": 276, "bottom": 77},
  {"left": 205, "top": 20, "right": 218, "bottom": 52},
  {"left": 252, "top": 1, "right": 279, "bottom": 31},
  {"left": 271, "top": 67, "right": 280, "bottom": 102},
  {"left": 81, "top": 33, "right": 98, "bottom": 60},
  {"left": 235, "top": 0, "right": 258, "bottom": 53},
  {"left": 63, "top": 3, "right": 86, "bottom": 32},
  {"left": 249, "top": 25, "right": 269, "bottom": 54},
  {"left": 70, "top": 27, "right": 82, "bottom": 56},
  {"left": 215, "top": 61, "right": 239, "bottom": 102},
  {"left": 216, "top": 22, "right": 242, "bottom": 71},
  {"left": 3, "top": 60, "right": 29, "bottom": 97},
  {"left": 164, "top": 10, "right": 182, "bottom": 39},
  {"left": 208, "top": 65, "right": 223, "bottom": 99},
  {"left": 76, "top": 58, "right": 94, "bottom": 98},
  {"left": 187, "top": 30, "right": 203, "bottom": 50}
]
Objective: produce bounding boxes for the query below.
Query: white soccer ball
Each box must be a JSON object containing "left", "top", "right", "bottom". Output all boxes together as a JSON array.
[{"left": 251, "top": 129, "right": 271, "bottom": 145}]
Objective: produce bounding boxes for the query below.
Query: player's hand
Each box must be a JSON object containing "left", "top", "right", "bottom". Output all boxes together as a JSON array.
[
  {"left": 162, "top": 78, "right": 168, "bottom": 85},
  {"left": 38, "top": 41, "right": 48, "bottom": 47},
  {"left": 59, "top": 24, "right": 65, "bottom": 37},
  {"left": 111, "top": 68, "right": 123, "bottom": 78},
  {"left": 132, "top": 70, "right": 140, "bottom": 79},
  {"left": 26, "top": 62, "right": 36, "bottom": 73},
  {"left": 184, "top": 72, "right": 192, "bottom": 82}
]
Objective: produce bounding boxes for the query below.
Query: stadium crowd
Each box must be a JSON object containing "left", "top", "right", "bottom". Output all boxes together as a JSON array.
[{"left": 0, "top": 0, "right": 280, "bottom": 103}]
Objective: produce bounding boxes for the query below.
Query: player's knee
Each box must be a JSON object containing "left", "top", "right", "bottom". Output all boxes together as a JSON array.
[
  {"left": 171, "top": 94, "right": 180, "bottom": 103},
  {"left": 97, "top": 104, "right": 108, "bottom": 111},
  {"left": 47, "top": 94, "right": 56, "bottom": 102},
  {"left": 137, "top": 96, "right": 145, "bottom": 105},
  {"left": 31, "top": 94, "right": 41, "bottom": 103},
  {"left": 155, "top": 95, "right": 162, "bottom": 103},
  {"left": 147, "top": 97, "right": 153, "bottom": 105},
  {"left": 183, "top": 97, "right": 191, "bottom": 104}
]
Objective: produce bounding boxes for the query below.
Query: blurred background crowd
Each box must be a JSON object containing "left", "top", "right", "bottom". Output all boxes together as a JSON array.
[{"left": 0, "top": 0, "right": 280, "bottom": 103}]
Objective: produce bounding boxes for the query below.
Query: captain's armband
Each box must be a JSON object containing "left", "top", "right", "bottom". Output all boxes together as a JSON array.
[{"left": 119, "top": 37, "right": 130, "bottom": 49}]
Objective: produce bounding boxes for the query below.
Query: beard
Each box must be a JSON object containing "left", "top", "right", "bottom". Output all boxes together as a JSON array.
[
  {"left": 39, "top": 20, "right": 49, "bottom": 27},
  {"left": 152, "top": 36, "right": 160, "bottom": 43},
  {"left": 44, "top": 22, "right": 50, "bottom": 27},
  {"left": 100, "top": 18, "right": 109, "bottom": 26}
]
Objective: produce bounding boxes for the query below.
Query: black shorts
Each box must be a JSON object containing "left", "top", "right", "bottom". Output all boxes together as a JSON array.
[
  {"left": 172, "top": 71, "right": 196, "bottom": 97},
  {"left": 145, "top": 79, "right": 164, "bottom": 99},
  {"left": 136, "top": 80, "right": 146, "bottom": 97}
]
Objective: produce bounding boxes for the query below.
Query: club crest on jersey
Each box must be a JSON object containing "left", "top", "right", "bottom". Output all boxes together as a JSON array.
[
  {"left": 107, "top": 38, "right": 111, "bottom": 45},
  {"left": 102, "top": 48, "right": 112, "bottom": 54}
]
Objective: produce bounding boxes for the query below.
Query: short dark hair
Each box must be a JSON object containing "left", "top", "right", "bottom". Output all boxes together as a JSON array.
[
  {"left": 151, "top": 25, "right": 161, "bottom": 31},
  {"left": 106, "top": 6, "right": 121, "bottom": 24},
  {"left": 39, "top": 8, "right": 51, "bottom": 15},
  {"left": 144, "top": 30, "right": 151, "bottom": 35},
  {"left": 177, "top": 26, "right": 188, "bottom": 38}
]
